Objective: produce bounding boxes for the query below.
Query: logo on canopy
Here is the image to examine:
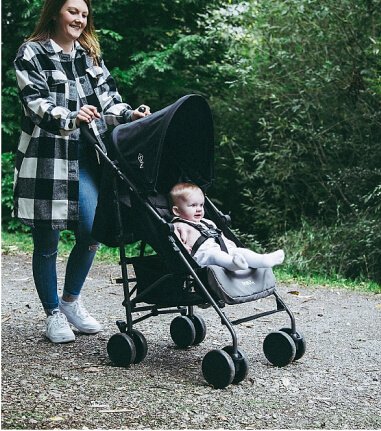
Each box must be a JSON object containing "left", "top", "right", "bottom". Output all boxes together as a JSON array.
[{"left": 138, "top": 153, "right": 144, "bottom": 169}]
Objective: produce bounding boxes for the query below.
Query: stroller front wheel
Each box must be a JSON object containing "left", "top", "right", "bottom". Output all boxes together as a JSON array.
[
  {"left": 279, "top": 327, "right": 306, "bottom": 361},
  {"left": 263, "top": 331, "right": 296, "bottom": 367},
  {"left": 107, "top": 333, "right": 137, "bottom": 367},
  {"left": 202, "top": 349, "right": 235, "bottom": 389},
  {"left": 223, "top": 345, "right": 249, "bottom": 384}
]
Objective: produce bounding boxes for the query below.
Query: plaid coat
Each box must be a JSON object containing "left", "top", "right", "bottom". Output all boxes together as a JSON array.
[{"left": 13, "top": 39, "right": 133, "bottom": 230}]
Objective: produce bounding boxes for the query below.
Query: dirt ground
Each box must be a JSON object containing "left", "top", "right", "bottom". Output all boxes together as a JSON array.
[{"left": 1, "top": 252, "right": 381, "bottom": 430}]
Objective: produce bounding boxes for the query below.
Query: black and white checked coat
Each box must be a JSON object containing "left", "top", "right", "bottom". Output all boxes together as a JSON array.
[{"left": 13, "top": 39, "right": 133, "bottom": 230}]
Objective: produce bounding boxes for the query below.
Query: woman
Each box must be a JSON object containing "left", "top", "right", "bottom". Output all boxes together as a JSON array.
[{"left": 13, "top": 0, "right": 150, "bottom": 343}]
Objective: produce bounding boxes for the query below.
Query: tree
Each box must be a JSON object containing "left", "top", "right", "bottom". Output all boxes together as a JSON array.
[
  {"left": 2, "top": 0, "right": 380, "bottom": 281},
  {"left": 201, "top": 0, "right": 381, "bottom": 281}
]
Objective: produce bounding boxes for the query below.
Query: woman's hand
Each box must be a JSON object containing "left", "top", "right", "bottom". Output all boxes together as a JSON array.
[
  {"left": 131, "top": 105, "right": 151, "bottom": 121},
  {"left": 75, "top": 105, "right": 101, "bottom": 125}
]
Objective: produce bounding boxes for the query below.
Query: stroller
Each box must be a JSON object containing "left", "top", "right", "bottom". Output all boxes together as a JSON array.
[{"left": 84, "top": 94, "right": 306, "bottom": 389}]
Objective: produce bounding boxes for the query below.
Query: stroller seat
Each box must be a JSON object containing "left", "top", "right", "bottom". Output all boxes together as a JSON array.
[
  {"left": 143, "top": 193, "right": 277, "bottom": 306},
  {"left": 86, "top": 94, "right": 306, "bottom": 389}
]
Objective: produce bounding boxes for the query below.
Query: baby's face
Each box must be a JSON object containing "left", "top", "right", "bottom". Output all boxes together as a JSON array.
[{"left": 173, "top": 189, "right": 205, "bottom": 222}]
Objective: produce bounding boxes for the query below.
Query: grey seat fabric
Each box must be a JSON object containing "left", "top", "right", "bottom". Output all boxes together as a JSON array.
[{"left": 206, "top": 266, "right": 276, "bottom": 305}]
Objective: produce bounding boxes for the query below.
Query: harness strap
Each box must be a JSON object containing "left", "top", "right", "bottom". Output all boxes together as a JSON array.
[{"left": 172, "top": 217, "right": 229, "bottom": 256}]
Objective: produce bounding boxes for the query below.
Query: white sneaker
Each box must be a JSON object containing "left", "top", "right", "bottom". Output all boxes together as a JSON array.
[
  {"left": 59, "top": 297, "right": 102, "bottom": 334},
  {"left": 46, "top": 312, "right": 75, "bottom": 343}
]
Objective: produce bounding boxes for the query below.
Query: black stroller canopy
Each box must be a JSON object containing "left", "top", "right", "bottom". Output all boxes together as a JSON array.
[{"left": 111, "top": 94, "right": 214, "bottom": 194}]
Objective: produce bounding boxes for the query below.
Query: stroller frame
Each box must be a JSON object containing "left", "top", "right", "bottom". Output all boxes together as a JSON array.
[{"left": 83, "top": 124, "right": 306, "bottom": 389}]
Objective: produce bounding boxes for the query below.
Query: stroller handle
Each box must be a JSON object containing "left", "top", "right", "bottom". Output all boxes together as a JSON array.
[{"left": 79, "top": 122, "right": 99, "bottom": 147}]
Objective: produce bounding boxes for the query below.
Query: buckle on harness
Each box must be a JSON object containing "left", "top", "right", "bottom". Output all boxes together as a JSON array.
[{"left": 201, "top": 228, "right": 222, "bottom": 239}]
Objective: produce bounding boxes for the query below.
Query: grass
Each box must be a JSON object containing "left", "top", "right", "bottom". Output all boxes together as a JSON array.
[
  {"left": 1, "top": 230, "right": 144, "bottom": 262},
  {"left": 274, "top": 267, "right": 381, "bottom": 294},
  {"left": 2, "top": 230, "right": 380, "bottom": 293}
]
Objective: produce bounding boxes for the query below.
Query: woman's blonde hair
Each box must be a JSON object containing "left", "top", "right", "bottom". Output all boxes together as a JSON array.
[
  {"left": 28, "top": 0, "right": 100, "bottom": 63},
  {"left": 169, "top": 182, "right": 203, "bottom": 206}
]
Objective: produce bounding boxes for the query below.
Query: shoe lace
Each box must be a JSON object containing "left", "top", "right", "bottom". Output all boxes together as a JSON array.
[
  {"left": 51, "top": 312, "right": 69, "bottom": 329},
  {"left": 72, "top": 299, "right": 90, "bottom": 319}
]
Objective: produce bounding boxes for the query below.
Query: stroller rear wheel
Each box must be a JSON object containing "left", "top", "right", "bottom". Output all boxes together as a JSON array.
[
  {"left": 223, "top": 345, "right": 249, "bottom": 384},
  {"left": 107, "top": 333, "right": 137, "bottom": 367},
  {"left": 189, "top": 314, "right": 207, "bottom": 345},
  {"left": 202, "top": 349, "right": 235, "bottom": 389},
  {"left": 170, "top": 316, "right": 196, "bottom": 348},
  {"left": 263, "top": 331, "right": 296, "bottom": 367},
  {"left": 279, "top": 327, "right": 306, "bottom": 361}
]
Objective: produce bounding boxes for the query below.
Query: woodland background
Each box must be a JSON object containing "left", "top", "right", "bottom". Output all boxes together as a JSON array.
[{"left": 2, "top": 0, "right": 381, "bottom": 284}]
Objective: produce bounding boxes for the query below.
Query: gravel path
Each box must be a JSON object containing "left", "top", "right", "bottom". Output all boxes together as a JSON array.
[{"left": 1, "top": 253, "right": 381, "bottom": 430}]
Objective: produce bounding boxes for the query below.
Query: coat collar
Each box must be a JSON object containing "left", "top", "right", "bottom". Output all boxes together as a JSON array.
[{"left": 39, "top": 39, "right": 86, "bottom": 55}]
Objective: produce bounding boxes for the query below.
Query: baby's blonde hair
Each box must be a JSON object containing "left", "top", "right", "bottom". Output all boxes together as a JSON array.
[{"left": 169, "top": 182, "right": 203, "bottom": 206}]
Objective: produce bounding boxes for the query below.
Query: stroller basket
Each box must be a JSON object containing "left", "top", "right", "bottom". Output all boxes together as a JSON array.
[
  {"left": 132, "top": 255, "right": 204, "bottom": 306},
  {"left": 84, "top": 94, "right": 306, "bottom": 389}
]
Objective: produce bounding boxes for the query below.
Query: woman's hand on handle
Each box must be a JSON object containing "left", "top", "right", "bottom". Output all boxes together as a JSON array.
[
  {"left": 76, "top": 105, "right": 101, "bottom": 126},
  {"left": 131, "top": 104, "right": 151, "bottom": 121}
]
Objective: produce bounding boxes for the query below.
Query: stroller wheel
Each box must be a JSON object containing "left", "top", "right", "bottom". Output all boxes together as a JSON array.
[
  {"left": 130, "top": 329, "right": 148, "bottom": 364},
  {"left": 170, "top": 316, "right": 196, "bottom": 348},
  {"left": 107, "top": 333, "right": 136, "bottom": 367},
  {"left": 202, "top": 349, "right": 235, "bottom": 389},
  {"left": 189, "top": 314, "right": 207, "bottom": 345},
  {"left": 223, "top": 345, "right": 249, "bottom": 384},
  {"left": 263, "top": 331, "right": 296, "bottom": 367},
  {"left": 279, "top": 327, "right": 306, "bottom": 361}
]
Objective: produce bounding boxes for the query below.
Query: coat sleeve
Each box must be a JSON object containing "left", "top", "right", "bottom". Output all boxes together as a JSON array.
[
  {"left": 96, "top": 59, "right": 134, "bottom": 126},
  {"left": 14, "top": 46, "right": 78, "bottom": 137}
]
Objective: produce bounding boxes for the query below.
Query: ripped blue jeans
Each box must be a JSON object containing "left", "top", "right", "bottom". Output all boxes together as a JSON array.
[{"left": 32, "top": 142, "right": 100, "bottom": 313}]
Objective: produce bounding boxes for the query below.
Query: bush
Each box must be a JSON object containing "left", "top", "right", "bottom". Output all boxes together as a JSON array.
[
  {"left": 1, "top": 152, "right": 31, "bottom": 233},
  {"left": 279, "top": 216, "right": 381, "bottom": 284},
  {"left": 2, "top": 153, "right": 16, "bottom": 230}
]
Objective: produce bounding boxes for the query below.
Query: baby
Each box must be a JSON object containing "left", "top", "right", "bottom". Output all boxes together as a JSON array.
[{"left": 169, "top": 182, "right": 284, "bottom": 271}]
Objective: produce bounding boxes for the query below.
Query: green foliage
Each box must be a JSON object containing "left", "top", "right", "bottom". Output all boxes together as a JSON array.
[
  {"left": 1, "top": 153, "right": 15, "bottom": 226},
  {"left": 210, "top": 0, "right": 381, "bottom": 232},
  {"left": 91, "top": 0, "right": 224, "bottom": 106},
  {"left": 1, "top": 152, "right": 28, "bottom": 233},
  {"left": 1, "top": 231, "right": 153, "bottom": 261},
  {"left": 2, "top": 153, "right": 27, "bottom": 233},
  {"left": 275, "top": 267, "right": 381, "bottom": 294},
  {"left": 2, "top": 0, "right": 44, "bottom": 151},
  {"left": 202, "top": 0, "right": 381, "bottom": 284},
  {"left": 2, "top": 0, "right": 380, "bottom": 283},
  {"left": 279, "top": 217, "right": 381, "bottom": 284}
]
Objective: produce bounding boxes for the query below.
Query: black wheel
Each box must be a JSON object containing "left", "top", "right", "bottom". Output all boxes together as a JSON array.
[
  {"left": 263, "top": 331, "right": 296, "bottom": 367},
  {"left": 202, "top": 349, "right": 235, "bottom": 389},
  {"left": 107, "top": 333, "right": 136, "bottom": 367},
  {"left": 223, "top": 345, "right": 249, "bottom": 384},
  {"left": 280, "top": 327, "right": 306, "bottom": 361},
  {"left": 170, "top": 316, "right": 196, "bottom": 348},
  {"left": 189, "top": 314, "right": 207, "bottom": 345},
  {"left": 130, "top": 329, "right": 148, "bottom": 364}
]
